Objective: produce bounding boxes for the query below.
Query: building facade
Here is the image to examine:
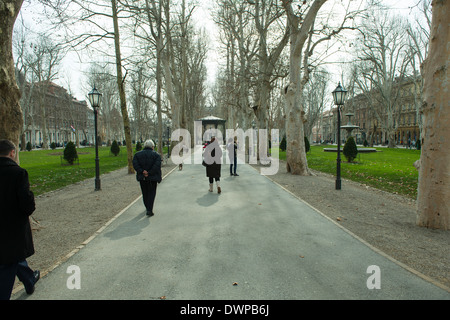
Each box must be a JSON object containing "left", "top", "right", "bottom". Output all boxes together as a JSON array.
[
  {"left": 21, "top": 81, "right": 95, "bottom": 148},
  {"left": 314, "top": 78, "right": 422, "bottom": 146}
]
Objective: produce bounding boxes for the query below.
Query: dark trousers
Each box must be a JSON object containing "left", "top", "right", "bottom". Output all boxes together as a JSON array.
[
  {"left": 209, "top": 177, "right": 220, "bottom": 183},
  {"left": 230, "top": 156, "right": 237, "bottom": 174},
  {"left": 139, "top": 180, "right": 158, "bottom": 213},
  {"left": 0, "top": 260, "right": 35, "bottom": 300}
]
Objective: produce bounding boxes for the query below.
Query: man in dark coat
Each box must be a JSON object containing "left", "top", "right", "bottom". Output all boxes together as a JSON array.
[
  {"left": 132, "top": 139, "right": 162, "bottom": 216},
  {"left": 0, "top": 139, "right": 40, "bottom": 300}
]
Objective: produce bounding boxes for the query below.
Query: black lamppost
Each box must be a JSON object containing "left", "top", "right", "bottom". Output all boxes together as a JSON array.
[
  {"left": 167, "top": 126, "right": 170, "bottom": 158},
  {"left": 88, "top": 86, "right": 102, "bottom": 191},
  {"left": 332, "top": 82, "right": 348, "bottom": 190}
]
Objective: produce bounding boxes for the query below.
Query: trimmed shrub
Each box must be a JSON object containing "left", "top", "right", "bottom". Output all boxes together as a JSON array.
[
  {"left": 304, "top": 136, "right": 310, "bottom": 153},
  {"left": 136, "top": 141, "right": 142, "bottom": 152},
  {"left": 63, "top": 141, "right": 78, "bottom": 165},
  {"left": 50, "top": 142, "right": 57, "bottom": 150},
  {"left": 280, "top": 135, "right": 286, "bottom": 151},
  {"left": 111, "top": 140, "right": 120, "bottom": 156},
  {"left": 26, "top": 142, "right": 32, "bottom": 151},
  {"left": 343, "top": 136, "right": 358, "bottom": 162}
]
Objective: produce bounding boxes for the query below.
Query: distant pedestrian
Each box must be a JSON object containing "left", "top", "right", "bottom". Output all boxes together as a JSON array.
[
  {"left": 227, "top": 137, "right": 239, "bottom": 176},
  {"left": 178, "top": 142, "right": 189, "bottom": 171},
  {"left": 204, "top": 137, "right": 222, "bottom": 193},
  {"left": 0, "top": 139, "right": 40, "bottom": 300},
  {"left": 132, "top": 139, "right": 162, "bottom": 216}
]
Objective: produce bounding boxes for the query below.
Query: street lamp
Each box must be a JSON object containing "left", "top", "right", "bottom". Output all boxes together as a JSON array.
[
  {"left": 167, "top": 126, "right": 170, "bottom": 158},
  {"left": 88, "top": 86, "right": 102, "bottom": 191},
  {"left": 332, "top": 82, "right": 348, "bottom": 190}
]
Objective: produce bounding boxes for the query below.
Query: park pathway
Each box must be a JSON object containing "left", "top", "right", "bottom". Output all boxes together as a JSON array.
[{"left": 13, "top": 155, "right": 450, "bottom": 300}]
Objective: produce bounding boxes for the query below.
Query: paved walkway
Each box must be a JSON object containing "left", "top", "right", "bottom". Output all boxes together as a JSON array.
[{"left": 13, "top": 158, "right": 450, "bottom": 300}]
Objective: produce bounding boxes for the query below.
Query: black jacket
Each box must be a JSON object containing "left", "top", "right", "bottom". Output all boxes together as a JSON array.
[
  {"left": 0, "top": 157, "right": 36, "bottom": 264},
  {"left": 204, "top": 141, "right": 222, "bottom": 178},
  {"left": 132, "top": 148, "right": 162, "bottom": 182}
]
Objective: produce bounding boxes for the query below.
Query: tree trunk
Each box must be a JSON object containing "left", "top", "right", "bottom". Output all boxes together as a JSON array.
[
  {"left": 111, "top": 0, "right": 134, "bottom": 174},
  {"left": 282, "top": 0, "right": 327, "bottom": 175},
  {"left": 416, "top": 0, "right": 449, "bottom": 230},
  {"left": 0, "top": 0, "right": 24, "bottom": 163},
  {"left": 284, "top": 80, "right": 309, "bottom": 175},
  {"left": 156, "top": 45, "right": 163, "bottom": 156}
]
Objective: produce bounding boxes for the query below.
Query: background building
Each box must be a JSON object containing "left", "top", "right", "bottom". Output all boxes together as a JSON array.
[
  {"left": 20, "top": 81, "right": 92, "bottom": 149},
  {"left": 314, "top": 77, "right": 422, "bottom": 147}
]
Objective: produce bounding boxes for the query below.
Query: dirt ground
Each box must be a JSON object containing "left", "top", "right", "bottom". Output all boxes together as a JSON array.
[{"left": 14, "top": 159, "right": 449, "bottom": 295}]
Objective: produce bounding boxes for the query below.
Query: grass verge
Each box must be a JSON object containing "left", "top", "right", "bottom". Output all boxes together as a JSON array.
[
  {"left": 278, "top": 145, "right": 420, "bottom": 199},
  {"left": 20, "top": 146, "right": 130, "bottom": 196}
]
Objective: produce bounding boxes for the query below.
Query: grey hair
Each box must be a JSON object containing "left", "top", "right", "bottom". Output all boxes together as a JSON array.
[{"left": 143, "top": 139, "right": 155, "bottom": 149}]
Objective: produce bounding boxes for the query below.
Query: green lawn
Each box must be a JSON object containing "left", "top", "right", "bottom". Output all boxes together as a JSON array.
[
  {"left": 278, "top": 145, "right": 420, "bottom": 199},
  {"left": 21, "top": 144, "right": 420, "bottom": 199},
  {"left": 20, "top": 146, "right": 130, "bottom": 196}
]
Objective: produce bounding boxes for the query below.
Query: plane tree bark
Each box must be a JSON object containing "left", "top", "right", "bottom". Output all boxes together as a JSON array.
[
  {"left": 111, "top": 0, "right": 134, "bottom": 173},
  {"left": 281, "top": 0, "right": 328, "bottom": 175},
  {"left": 416, "top": 0, "right": 449, "bottom": 230},
  {"left": 0, "top": 0, "right": 24, "bottom": 163}
]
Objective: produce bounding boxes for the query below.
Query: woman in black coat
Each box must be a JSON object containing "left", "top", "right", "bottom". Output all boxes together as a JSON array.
[
  {"left": 204, "top": 137, "right": 222, "bottom": 193},
  {"left": 0, "top": 140, "right": 40, "bottom": 299}
]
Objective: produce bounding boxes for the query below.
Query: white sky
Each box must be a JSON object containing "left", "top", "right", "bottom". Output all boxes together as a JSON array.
[{"left": 16, "top": 0, "right": 427, "bottom": 101}]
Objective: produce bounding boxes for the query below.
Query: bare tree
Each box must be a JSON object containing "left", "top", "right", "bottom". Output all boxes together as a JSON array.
[
  {"left": 303, "top": 68, "right": 329, "bottom": 141},
  {"left": 406, "top": 0, "right": 432, "bottom": 142},
  {"left": 0, "top": 0, "right": 24, "bottom": 163},
  {"left": 214, "top": 0, "right": 257, "bottom": 130},
  {"left": 26, "top": 35, "right": 65, "bottom": 149},
  {"left": 281, "top": 0, "right": 329, "bottom": 175},
  {"left": 111, "top": 0, "right": 134, "bottom": 173},
  {"left": 40, "top": 0, "right": 135, "bottom": 173},
  {"left": 251, "top": 0, "right": 289, "bottom": 161},
  {"left": 13, "top": 16, "right": 35, "bottom": 150},
  {"left": 353, "top": 9, "right": 413, "bottom": 148},
  {"left": 282, "top": 0, "right": 362, "bottom": 174},
  {"left": 86, "top": 62, "right": 119, "bottom": 144},
  {"left": 416, "top": 0, "right": 449, "bottom": 230}
]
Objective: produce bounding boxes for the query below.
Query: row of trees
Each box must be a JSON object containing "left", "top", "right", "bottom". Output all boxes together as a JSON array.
[
  {"left": 212, "top": 0, "right": 431, "bottom": 168},
  {"left": 12, "top": 0, "right": 212, "bottom": 174},
  {"left": 12, "top": 0, "right": 429, "bottom": 172},
  {"left": 349, "top": 2, "right": 430, "bottom": 148},
  {"left": 0, "top": 0, "right": 448, "bottom": 229}
]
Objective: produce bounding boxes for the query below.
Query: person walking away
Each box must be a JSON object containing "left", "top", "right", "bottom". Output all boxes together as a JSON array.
[
  {"left": 178, "top": 142, "right": 189, "bottom": 171},
  {"left": 204, "top": 137, "right": 222, "bottom": 193},
  {"left": 132, "top": 139, "right": 162, "bottom": 216},
  {"left": 0, "top": 139, "right": 40, "bottom": 300}
]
